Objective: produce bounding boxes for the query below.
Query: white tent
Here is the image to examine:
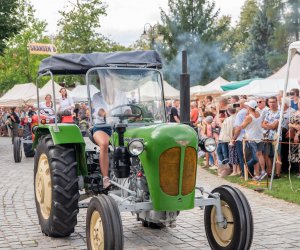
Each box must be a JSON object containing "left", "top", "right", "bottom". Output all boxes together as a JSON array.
[
  {"left": 132, "top": 81, "right": 179, "bottom": 101},
  {"left": 0, "top": 83, "right": 37, "bottom": 107},
  {"left": 162, "top": 81, "right": 180, "bottom": 99},
  {"left": 28, "top": 80, "right": 70, "bottom": 103},
  {"left": 190, "top": 85, "right": 204, "bottom": 97},
  {"left": 223, "top": 54, "right": 300, "bottom": 97},
  {"left": 70, "top": 84, "right": 99, "bottom": 103},
  {"left": 193, "top": 76, "right": 229, "bottom": 96}
]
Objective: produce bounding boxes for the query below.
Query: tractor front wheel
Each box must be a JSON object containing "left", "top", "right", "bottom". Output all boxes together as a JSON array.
[
  {"left": 204, "top": 185, "right": 253, "bottom": 250},
  {"left": 86, "top": 195, "right": 124, "bottom": 250},
  {"left": 34, "top": 135, "right": 79, "bottom": 237},
  {"left": 13, "top": 137, "right": 22, "bottom": 163}
]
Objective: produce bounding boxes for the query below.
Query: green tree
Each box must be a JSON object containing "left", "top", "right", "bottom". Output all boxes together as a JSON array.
[
  {"left": 130, "top": 38, "right": 150, "bottom": 50},
  {"left": 158, "top": 0, "right": 230, "bottom": 86},
  {"left": 0, "top": 0, "right": 48, "bottom": 93},
  {"left": 56, "top": 0, "right": 126, "bottom": 53},
  {"left": 284, "top": 0, "right": 300, "bottom": 41},
  {"left": 0, "top": 0, "right": 23, "bottom": 54},
  {"left": 234, "top": 0, "right": 259, "bottom": 53},
  {"left": 237, "top": 0, "right": 283, "bottom": 79}
]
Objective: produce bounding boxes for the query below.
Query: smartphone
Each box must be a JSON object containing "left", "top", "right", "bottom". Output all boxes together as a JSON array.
[{"left": 233, "top": 103, "right": 240, "bottom": 108}]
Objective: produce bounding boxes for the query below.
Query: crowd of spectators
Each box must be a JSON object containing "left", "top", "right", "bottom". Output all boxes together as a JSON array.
[
  {"left": 0, "top": 92, "right": 91, "bottom": 139},
  {"left": 167, "top": 89, "right": 300, "bottom": 180},
  {"left": 2, "top": 85, "right": 300, "bottom": 181}
]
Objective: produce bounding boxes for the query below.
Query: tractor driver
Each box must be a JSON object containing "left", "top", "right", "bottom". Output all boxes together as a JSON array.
[{"left": 91, "top": 73, "right": 131, "bottom": 189}]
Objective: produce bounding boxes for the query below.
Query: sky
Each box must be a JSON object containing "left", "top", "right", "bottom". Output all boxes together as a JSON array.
[{"left": 31, "top": 0, "right": 246, "bottom": 46}]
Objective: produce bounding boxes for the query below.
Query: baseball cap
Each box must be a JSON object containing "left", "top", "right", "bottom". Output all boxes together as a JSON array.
[{"left": 245, "top": 100, "right": 258, "bottom": 109}]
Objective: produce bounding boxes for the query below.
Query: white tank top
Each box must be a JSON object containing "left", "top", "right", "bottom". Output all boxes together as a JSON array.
[{"left": 245, "top": 113, "right": 263, "bottom": 141}]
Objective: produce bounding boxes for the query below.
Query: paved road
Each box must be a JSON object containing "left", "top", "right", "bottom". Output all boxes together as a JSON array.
[{"left": 1, "top": 136, "right": 300, "bottom": 249}]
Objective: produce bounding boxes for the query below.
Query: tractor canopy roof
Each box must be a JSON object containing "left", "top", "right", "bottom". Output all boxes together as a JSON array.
[{"left": 38, "top": 50, "right": 162, "bottom": 75}]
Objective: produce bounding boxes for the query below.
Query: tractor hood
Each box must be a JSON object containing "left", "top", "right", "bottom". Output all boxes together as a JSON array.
[
  {"left": 120, "top": 123, "right": 199, "bottom": 211},
  {"left": 124, "top": 123, "right": 198, "bottom": 149}
]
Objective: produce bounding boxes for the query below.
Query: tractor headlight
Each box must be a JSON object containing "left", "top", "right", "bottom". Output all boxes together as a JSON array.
[
  {"left": 128, "top": 139, "right": 144, "bottom": 156},
  {"left": 198, "top": 138, "right": 216, "bottom": 153}
]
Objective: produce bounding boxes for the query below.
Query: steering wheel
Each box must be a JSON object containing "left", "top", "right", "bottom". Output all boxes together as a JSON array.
[{"left": 110, "top": 104, "right": 142, "bottom": 119}]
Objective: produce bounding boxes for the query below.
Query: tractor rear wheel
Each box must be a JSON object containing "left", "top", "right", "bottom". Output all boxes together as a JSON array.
[
  {"left": 86, "top": 195, "right": 124, "bottom": 250},
  {"left": 13, "top": 137, "right": 22, "bottom": 163},
  {"left": 34, "top": 135, "right": 79, "bottom": 237},
  {"left": 23, "top": 124, "right": 34, "bottom": 157},
  {"left": 204, "top": 185, "right": 253, "bottom": 250}
]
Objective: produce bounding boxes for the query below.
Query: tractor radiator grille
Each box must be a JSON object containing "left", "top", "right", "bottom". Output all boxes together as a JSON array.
[
  {"left": 182, "top": 147, "right": 197, "bottom": 195},
  {"left": 159, "top": 147, "right": 180, "bottom": 196}
]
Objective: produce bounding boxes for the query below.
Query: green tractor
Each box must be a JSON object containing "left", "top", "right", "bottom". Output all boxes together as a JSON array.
[{"left": 33, "top": 51, "right": 253, "bottom": 250}]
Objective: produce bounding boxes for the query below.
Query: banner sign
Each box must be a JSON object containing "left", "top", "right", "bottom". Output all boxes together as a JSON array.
[{"left": 28, "top": 43, "right": 57, "bottom": 55}]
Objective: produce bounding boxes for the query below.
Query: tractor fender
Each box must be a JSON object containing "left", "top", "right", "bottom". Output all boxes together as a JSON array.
[
  {"left": 33, "top": 124, "right": 84, "bottom": 145},
  {"left": 33, "top": 124, "right": 88, "bottom": 176}
]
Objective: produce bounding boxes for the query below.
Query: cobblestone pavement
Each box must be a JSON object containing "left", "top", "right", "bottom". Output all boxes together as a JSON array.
[{"left": 1, "top": 137, "right": 300, "bottom": 249}]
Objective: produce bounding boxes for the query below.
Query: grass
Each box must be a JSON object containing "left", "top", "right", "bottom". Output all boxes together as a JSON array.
[{"left": 198, "top": 159, "right": 300, "bottom": 205}]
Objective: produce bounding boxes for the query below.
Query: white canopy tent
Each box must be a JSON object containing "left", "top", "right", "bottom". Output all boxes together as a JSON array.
[
  {"left": 193, "top": 76, "right": 229, "bottom": 96},
  {"left": 70, "top": 84, "right": 99, "bottom": 103},
  {"left": 0, "top": 83, "right": 37, "bottom": 107},
  {"left": 28, "top": 80, "right": 70, "bottom": 104},
  {"left": 223, "top": 53, "right": 300, "bottom": 97},
  {"left": 190, "top": 85, "right": 204, "bottom": 98},
  {"left": 162, "top": 81, "right": 180, "bottom": 99},
  {"left": 131, "top": 81, "right": 179, "bottom": 101}
]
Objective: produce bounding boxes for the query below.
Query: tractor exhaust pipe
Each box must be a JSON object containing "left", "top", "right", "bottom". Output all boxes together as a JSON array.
[{"left": 180, "top": 50, "right": 190, "bottom": 124}]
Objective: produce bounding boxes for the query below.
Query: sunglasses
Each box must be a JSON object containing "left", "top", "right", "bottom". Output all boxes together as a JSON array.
[
  {"left": 290, "top": 92, "right": 295, "bottom": 95},
  {"left": 257, "top": 101, "right": 263, "bottom": 104}
]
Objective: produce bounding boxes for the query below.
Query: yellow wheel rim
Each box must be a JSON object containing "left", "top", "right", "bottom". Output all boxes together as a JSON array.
[
  {"left": 211, "top": 201, "right": 234, "bottom": 247},
  {"left": 90, "top": 210, "right": 104, "bottom": 250},
  {"left": 35, "top": 153, "right": 52, "bottom": 220}
]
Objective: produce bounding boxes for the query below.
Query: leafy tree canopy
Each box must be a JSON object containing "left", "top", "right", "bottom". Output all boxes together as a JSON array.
[
  {"left": 0, "top": 0, "right": 23, "bottom": 54},
  {"left": 284, "top": 0, "right": 300, "bottom": 41},
  {"left": 56, "top": 0, "right": 127, "bottom": 53},
  {"left": 0, "top": 0, "right": 48, "bottom": 93},
  {"left": 237, "top": 0, "right": 283, "bottom": 79}
]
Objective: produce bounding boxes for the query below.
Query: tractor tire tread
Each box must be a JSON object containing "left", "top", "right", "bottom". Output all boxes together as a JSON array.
[
  {"left": 34, "top": 134, "right": 79, "bottom": 237},
  {"left": 204, "top": 185, "right": 253, "bottom": 250}
]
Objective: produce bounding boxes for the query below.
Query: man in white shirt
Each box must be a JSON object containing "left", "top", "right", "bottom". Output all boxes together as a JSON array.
[
  {"left": 231, "top": 99, "right": 247, "bottom": 177},
  {"left": 262, "top": 96, "right": 281, "bottom": 178},
  {"left": 256, "top": 97, "right": 269, "bottom": 120},
  {"left": 240, "top": 100, "right": 266, "bottom": 181}
]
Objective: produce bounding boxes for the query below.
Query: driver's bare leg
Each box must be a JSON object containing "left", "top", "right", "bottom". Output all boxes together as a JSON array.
[{"left": 93, "top": 131, "right": 110, "bottom": 188}]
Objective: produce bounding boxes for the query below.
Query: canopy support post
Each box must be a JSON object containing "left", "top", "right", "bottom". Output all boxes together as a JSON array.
[{"left": 270, "top": 48, "right": 294, "bottom": 190}]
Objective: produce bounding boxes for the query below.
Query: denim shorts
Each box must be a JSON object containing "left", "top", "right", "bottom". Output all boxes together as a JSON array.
[
  {"left": 92, "top": 126, "right": 112, "bottom": 136},
  {"left": 248, "top": 141, "right": 264, "bottom": 152}
]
